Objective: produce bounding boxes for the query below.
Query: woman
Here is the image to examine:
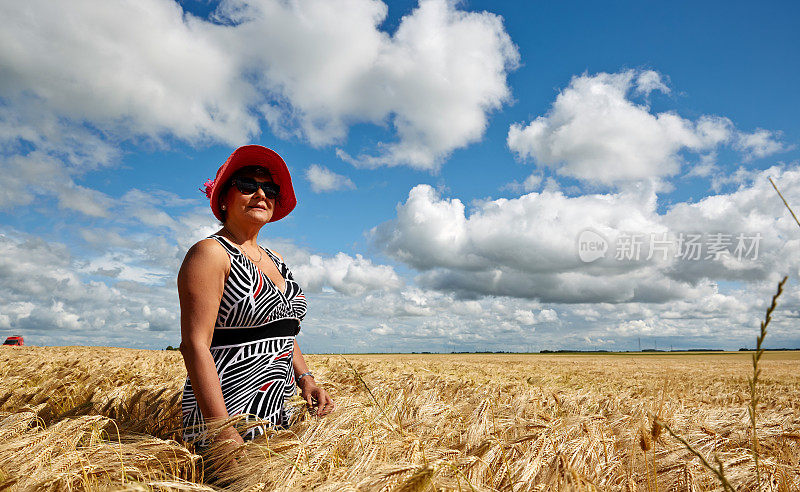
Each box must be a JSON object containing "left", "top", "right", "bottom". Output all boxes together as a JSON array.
[{"left": 179, "top": 145, "right": 333, "bottom": 449}]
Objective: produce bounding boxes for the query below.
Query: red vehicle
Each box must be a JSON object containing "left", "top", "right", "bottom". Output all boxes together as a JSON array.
[{"left": 2, "top": 336, "right": 24, "bottom": 346}]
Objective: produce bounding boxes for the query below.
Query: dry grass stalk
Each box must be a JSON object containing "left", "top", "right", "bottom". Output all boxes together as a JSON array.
[
  {"left": 654, "top": 417, "right": 735, "bottom": 492},
  {"left": 769, "top": 177, "right": 800, "bottom": 229},
  {"left": 749, "top": 275, "right": 788, "bottom": 491},
  {"left": 655, "top": 276, "right": 790, "bottom": 492}
]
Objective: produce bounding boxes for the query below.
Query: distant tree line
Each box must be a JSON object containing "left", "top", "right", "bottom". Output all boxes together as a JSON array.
[{"left": 738, "top": 347, "right": 800, "bottom": 351}]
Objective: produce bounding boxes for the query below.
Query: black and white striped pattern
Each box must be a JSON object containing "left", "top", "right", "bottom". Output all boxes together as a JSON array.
[
  {"left": 213, "top": 235, "right": 307, "bottom": 329},
  {"left": 181, "top": 235, "right": 307, "bottom": 444}
]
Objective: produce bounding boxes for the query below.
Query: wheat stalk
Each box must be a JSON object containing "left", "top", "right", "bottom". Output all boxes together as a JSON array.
[
  {"left": 769, "top": 177, "right": 800, "bottom": 229},
  {"left": 654, "top": 417, "right": 735, "bottom": 492},
  {"left": 749, "top": 275, "right": 788, "bottom": 491}
]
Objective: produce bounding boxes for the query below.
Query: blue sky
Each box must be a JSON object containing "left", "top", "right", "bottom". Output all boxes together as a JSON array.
[{"left": 1, "top": 0, "right": 799, "bottom": 352}]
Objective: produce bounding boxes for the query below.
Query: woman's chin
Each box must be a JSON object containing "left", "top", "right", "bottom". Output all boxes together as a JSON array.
[{"left": 245, "top": 208, "right": 273, "bottom": 223}]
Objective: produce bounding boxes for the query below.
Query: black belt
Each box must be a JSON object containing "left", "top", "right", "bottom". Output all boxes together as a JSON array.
[{"left": 210, "top": 318, "right": 300, "bottom": 347}]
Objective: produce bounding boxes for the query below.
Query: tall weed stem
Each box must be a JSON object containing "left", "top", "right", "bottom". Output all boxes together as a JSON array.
[{"left": 749, "top": 275, "right": 787, "bottom": 490}]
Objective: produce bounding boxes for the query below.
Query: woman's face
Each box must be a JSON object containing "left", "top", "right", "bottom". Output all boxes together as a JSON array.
[{"left": 221, "top": 170, "right": 276, "bottom": 226}]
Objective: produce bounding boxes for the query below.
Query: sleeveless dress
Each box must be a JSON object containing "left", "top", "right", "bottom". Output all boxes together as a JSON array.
[{"left": 181, "top": 234, "right": 308, "bottom": 443}]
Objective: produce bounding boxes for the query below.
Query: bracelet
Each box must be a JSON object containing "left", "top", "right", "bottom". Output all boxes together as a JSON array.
[{"left": 297, "top": 371, "right": 314, "bottom": 383}]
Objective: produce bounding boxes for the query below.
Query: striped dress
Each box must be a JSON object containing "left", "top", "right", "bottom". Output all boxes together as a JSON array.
[{"left": 181, "top": 234, "right": 307, "bottom": 443}]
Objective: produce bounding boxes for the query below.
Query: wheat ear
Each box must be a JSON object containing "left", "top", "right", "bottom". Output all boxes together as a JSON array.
[{"left": 654, "top": 417, "right": 734, "bottom": 492}]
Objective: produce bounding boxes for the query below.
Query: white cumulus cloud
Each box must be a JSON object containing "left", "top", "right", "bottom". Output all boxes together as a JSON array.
[
  {"left": 0, "top": 0, "right": 255, "bottom": 144},
  {"left": 305, "top": 164, "right": 356, "bottom": 193},
  {"left": 1, "top": 0, "right": 518, "bottom": 170},
  {"left": 291, "top": 252, "right": 403, "bottom": 296},
  {"left": 735, "top": 128, "right": 790, "bottom": 160},
  {"left": 373, "top": 165, "right": 800, "bottom": 304},
  {"left": 507, "top": 69, "right": 787, "bottom": 185}
]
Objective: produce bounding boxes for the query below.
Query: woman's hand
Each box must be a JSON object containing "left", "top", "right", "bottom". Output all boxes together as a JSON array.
[
  {"left": 212, "top": 427, "right": 245, "bottom": 459},
  {"left": 207, "top": 426, "right": 245, "bottom": 474},
  {"left": 215, "top": 426, "right": 245, "bottom": 447},
  {"left": 292, "top": 339, "right": 333, "bottom": 416},
  {"left": 298, "top": 378, "right": 334, "bottom": 416}
]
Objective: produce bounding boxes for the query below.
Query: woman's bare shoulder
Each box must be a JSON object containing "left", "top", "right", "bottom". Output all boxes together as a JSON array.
[
  {"left": 187, "top": 237, "right": 227, "bottom": 257},
  {"left": 180, "top": 238, "right": 229, "bottom": 276}
]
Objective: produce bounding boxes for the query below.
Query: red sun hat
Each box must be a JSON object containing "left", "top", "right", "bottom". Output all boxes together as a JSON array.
[{"left": 202, "top": 145, "right": 297, "bottom": 223}]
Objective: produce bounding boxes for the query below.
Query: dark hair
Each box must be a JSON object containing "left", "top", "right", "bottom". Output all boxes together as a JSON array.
[{"left": 217, "top": 166, "right": 278, "bottom": 223}]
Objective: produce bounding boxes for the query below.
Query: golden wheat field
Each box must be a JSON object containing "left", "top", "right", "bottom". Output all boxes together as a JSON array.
[{"left": 0, "top": 347, "right": 799, "bottom": 491}]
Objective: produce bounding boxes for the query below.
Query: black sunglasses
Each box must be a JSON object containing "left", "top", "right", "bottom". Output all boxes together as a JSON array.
[{"left": 232, "top": 176, "right": 280, "bottom": 199}]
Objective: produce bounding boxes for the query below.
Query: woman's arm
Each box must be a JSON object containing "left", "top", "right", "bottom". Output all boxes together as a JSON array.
[
  {"left": 292, "top": 339, "right": 334, "bottom": 416},
  {"left": 178, "top": 239, "right": 243, "bottom": 444}
]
